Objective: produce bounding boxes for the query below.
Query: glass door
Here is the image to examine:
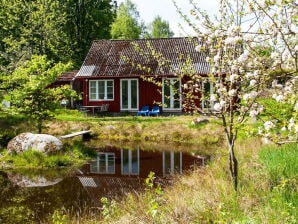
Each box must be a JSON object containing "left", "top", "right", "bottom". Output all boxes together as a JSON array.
[
  {"left": 163, "top": 78, "right": 181, "bottom": 110},
  {"left": 121, "top": 79, "right": 138, "bottom": 110}
]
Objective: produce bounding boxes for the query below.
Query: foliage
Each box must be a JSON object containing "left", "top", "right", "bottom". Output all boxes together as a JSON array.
[
  {"left": 111, "top": 0, "right": 143, "bottom": 39},
  {"left": 51, "top": 209, "right": 69, "bottom": 224},
  {"left": 0, "top": 130, "right": 16, "bottom": 148},
  {"left": 1, "top": 55, "right": 77, "bottom": 133},
  {"left": 0, "top": 0, "right": 116, "bottom": 69},
  {"left": 148, "top": 16, "right": 174, "bottom": 38},
  {"left": 100, "top": 197, "right": 118, "bottom": 221},
  {"left": 145, "top": 171, "right": 164, "bottom": 220},
  {"left": 61, "top": 0, "right": 116, "bottom": 66}
]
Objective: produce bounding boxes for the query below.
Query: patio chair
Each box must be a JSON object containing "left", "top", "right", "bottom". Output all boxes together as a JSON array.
[
  {"left": 137, "top": 105, "right": 149, "bottom": 116},
  {"left": 148, "top": 105, "right": 160, "bottom": 116}
]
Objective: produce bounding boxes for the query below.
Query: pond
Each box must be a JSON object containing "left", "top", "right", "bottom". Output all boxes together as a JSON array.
[{"left": 0, "top": 143, "right": 208, "bottom": 223}]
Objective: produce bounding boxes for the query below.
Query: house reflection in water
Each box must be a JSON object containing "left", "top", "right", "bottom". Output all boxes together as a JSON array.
[{"left": 78, "top": 146, "right": 206, "bottom": 205}]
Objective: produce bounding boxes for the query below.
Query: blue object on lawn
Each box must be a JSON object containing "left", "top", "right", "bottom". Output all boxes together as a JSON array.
[
  {"left": 148, "top": 105, "right": 160, "bottom": 116},
  {"left": 137, "top": 105, "right": 149, "bottom": 116}
]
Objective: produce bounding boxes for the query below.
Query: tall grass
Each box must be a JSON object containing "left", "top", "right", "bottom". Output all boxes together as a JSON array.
[
  {"left": 67, "top": 139, "right": 297, "bottom": 224},
  {"left": 0, "top": 141, "right": 96, "bottom": 169}
]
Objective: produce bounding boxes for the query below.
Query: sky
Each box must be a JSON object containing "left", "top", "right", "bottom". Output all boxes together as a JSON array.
[{"left": 116, "top": 0, "right": 218, "bottom": 37}]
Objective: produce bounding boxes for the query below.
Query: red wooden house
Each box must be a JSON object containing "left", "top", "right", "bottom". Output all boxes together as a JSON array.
[{"left": 74, "top": 37, "right": 211, "bottom": 114}]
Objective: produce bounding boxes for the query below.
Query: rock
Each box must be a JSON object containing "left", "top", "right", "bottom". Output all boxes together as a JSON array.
[
  {"left": 7, "top": 132, "right": 63, "bottom": 154},
  {"left": 7, "top": 172, "right": 63, "bottom": 187},
  {"left": 191, "top": 118, "right": 210, "bottom": 125}
]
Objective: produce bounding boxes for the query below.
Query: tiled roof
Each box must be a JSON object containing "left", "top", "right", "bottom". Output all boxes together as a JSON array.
[
  {"left": 58, "top": 70, "right": 78, "bottom": 81},
  {"left": 75, "top": 37, "right": 209, "bottom": 78}
]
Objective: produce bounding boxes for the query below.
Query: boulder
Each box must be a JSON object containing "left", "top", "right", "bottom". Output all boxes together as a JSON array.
[
  {"left": 191, "top": 117, "right": 210, "bottom": 125},
  {"left": 7, "top": 132, "right": 63, "bottom": 154},
  {"left": 7, "top": 172, "right": 63, "bottom": 187}
]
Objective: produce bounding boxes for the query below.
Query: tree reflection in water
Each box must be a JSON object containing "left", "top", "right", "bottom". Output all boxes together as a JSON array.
[{"left": 0, "top": 144, "right": 208, "bottom": 223}]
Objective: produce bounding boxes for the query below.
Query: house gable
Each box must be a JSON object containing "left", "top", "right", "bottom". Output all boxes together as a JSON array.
[{"left": 75, "top": 37, "right": 210, "bottom": 113}]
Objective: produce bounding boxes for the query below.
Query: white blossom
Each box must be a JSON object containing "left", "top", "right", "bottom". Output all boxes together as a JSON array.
[
  {"left": 271, "top": 51, "right": 280, "bottom": 59},
  {"left": 237, "top": 50, "right": 249, "bottom": 63},
  {"left": 264, "top": 121, "right": 275, "bottom": 131},
  {"left": 294, "top": 102, "right": 298, "bottom": 111},
  {"left": 210, "top": 94, "right": 217, "bottom": 102},
  {"left": 229, "top": 73, "right": 239, "bottom": 82},
  {"left": 249, "top": 110, "right": 258, "bottom": 119},
  {"left": 281, "top": 126, "right": 287, "bottom": 131},
  {"left": 250, "top": 79, "right": 257, "bottom": 86},
  {"left": 228, "top": 89, "right": 237, "bottom": 97},
  {"left": 288, "top": 118, "right": 295, "bottom": 130},
  {"left": 243, "top": 91, "right": 258, "bottom": 101},
  {"left": 273, "top": 94, "right": 284, "bottom": 102},
  {"left": 195, "top": 45, "right": 202, "bottom": 52},
  {"left": 213, "top": 103, "right": 222, "bottom": 111}
]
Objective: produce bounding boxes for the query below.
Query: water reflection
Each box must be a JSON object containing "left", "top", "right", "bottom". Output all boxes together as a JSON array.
[
  {"left": 76, "top": 146, "right": 205, "bottom": 205},
  {"left": 0, "top": 144, "right": 206, "bottom": 223}
]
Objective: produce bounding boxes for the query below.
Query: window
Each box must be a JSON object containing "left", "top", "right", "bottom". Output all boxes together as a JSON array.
[
  {"left": 163, "top": 151, "right": 182, "bottom": 175},
  {"left": 121, "top": 149, "right": 139, "bottom": 175},
  {"left": 162, "top": 78, "right": 181, "bottom": 110},
  {"left": 89, "top": 80, "right": 114, "bottom": 101},
  {"left": 90, "top": 153, "right": 115, "bottom": 174},
  {"left": 201, "top": 81, "right": 213, "bottom": 111},
  {"left": 120, "top": 79, "right": 138, "bottom": 110}
]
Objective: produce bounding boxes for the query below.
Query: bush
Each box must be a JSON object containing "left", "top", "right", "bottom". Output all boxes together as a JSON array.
[{"left": 0, "top": 130, "right": 16, "bottom": 148}]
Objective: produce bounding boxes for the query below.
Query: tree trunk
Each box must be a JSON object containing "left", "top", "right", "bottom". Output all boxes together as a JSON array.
[{"left": 228, "top": 143, "right": 238, "bottom": 191}]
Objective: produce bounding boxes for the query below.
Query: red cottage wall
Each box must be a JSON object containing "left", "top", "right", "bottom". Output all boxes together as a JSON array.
[
  {"left": 82, "top": 77, "right": 162, "bottom": 113},
  {"left": 138, "top": 78, "right": 162, "bottom": 110}
]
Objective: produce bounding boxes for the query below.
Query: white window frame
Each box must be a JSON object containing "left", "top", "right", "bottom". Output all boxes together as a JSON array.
[
  {"left": 162, "top": 151, "right": 182, "bottom": 176},
  {"left": 120, "top": 79, "right": 139, "bottom": 111},
  {"left": 121, "top": 149, "right": 139, "bottom": 175},
  {"left": 162, "top": 78, "right": 181, "bottom": 111},
  {"left": 90, "top": 152, "right": 115, "bottom": 174},
  {"left": 89, "top": 80, "right": 114, "bottom": 101}
]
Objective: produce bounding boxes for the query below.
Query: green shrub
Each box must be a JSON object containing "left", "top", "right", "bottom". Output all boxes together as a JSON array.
[
  {"left": 0, "top": 130, "right": 16, "bottom": 148},
  {"left": 12, "top": 149, "right": 45, "bottom": 167}
]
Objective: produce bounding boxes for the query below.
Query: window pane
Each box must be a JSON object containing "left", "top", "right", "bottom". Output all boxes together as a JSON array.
[
  {"left": 90, "top": 159, "right": 98, "bottom": 173},
  {"left": 122, "top": 80, "right": 128, "bottom": 109},
  {"left": 203, "top": 82, "right": 211, "bottom": 109},
  {"left": 107, "top": 154, "right": 115, "bottom": 173},
  {"left": 90, "top": 81, "right": 97, "bottom": 100},
  {"left": 97, "top": 81, "right": 105, "bottom": 100},
  {"left": 131, "top": 80, "right": 138, "bottom": 109},
  {"left": 131, "top": 150, "right": 139, "bottom": 174},
  {"left": 173, "top": 80, "right": 181, "bottom": 109},
  {"left": 164, "top": 152, "right": 171, "bottom": 174},
  {"left": 122, "top": 150, "right": 129, "bottom": 174},
  {"left": 174, "top": 152, "right": 181, "bottom": 174},
  {"left": 107, "top": 81, "right": 114, "bottom": 100},
  {"left": 163, "top": 80, "right": 171, "bottom": 108},
  {"left": 98, "top": 154, "right": 106, "bottom": 173}
]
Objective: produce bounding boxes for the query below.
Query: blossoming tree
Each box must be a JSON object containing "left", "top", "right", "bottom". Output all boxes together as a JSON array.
[{"left": 173, "top": 0, "right": 297, "bottom": 190}]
